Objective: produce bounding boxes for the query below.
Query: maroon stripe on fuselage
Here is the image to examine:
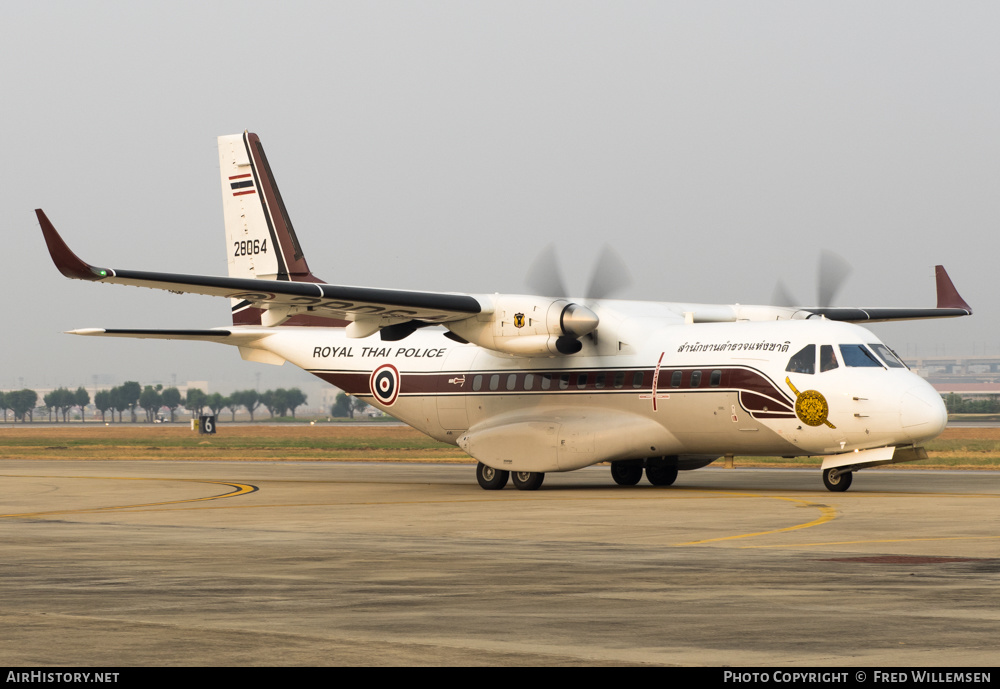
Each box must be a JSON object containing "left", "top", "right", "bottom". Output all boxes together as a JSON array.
[
  {"left": 313, "top": 371, "right": 370, "bottom": 393},
  {"left": 309, "top": 364, "right": 796, "bottom": 419}
]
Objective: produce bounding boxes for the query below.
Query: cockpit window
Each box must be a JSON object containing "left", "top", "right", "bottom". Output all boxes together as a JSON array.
[
  {"left": 869, "top": 343, "right": 906, "bottom": 369},
  {"left": 839, "top": 344, "right": 883, "bottom": 368},
  {"left": 785, "top": 345, "right": 815, "bottom": 374},
  {"left": 820, "top": 345, "right": 839, "bottom": 372}
]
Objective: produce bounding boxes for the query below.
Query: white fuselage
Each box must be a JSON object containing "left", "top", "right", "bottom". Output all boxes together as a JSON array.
[{"left": 244, "top": 313, "right": 946, "bottom": 473}]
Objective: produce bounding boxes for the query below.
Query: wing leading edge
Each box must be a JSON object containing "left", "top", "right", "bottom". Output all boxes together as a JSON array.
[
  {"left": 36, "top": 209, "right": 482, "bottom": 327},
  {"left": 37, "top": 207, "right": 971, "bottom": 331},
  {"left": 797, "top": 266, "right": 971, "bottom": 323}
]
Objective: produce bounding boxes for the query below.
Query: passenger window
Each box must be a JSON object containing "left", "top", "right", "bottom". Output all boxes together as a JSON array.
[
  {"left": 559, "top": 374, "right": 570, "bottom": 390},
  {"left": 710, "top": 370, "right": 722, "bottom": 387},
  {"left": 524, "top": 373, "right": 535, "bottom": 390},
  {"left": 820, "top": 345, "right": 839, "bottom": 372},
  {"left": 506, "top": 373, "right": 517, "bottom": 391},
  {"left": 869, "top": 343, "right": 906, "bottom": 369},
  {"left": 541, "top": 373, "right": 552, "bottom": 390},
  {"left": 690, "top": 371, "right": 702, "bottom": 387},
  {"left": 632, "top": 371, "right": 645, "bottom": 389},
  {"left": 785, "top": 345, "right": 816, "bottom": 374},
  {"left": 489, "top": 374, "right": 500, "bottom": 391},
  {"left": 613, "top": 372, "right": 625, "bottom": 389},
  {"left": 839, "top": 344, "right": 883, "bottom": 368},
  {"left": 472, "top": 375, "right": 482, "bottom": 391},
  {"left": 576, "top": 373, "right": 588, "bottom": 389},
  {"left": 671, "top": 370, "right": 683, "bottom": 388},
  {"left": 595, "top": 373, "right": 606, "bottom": 389}
]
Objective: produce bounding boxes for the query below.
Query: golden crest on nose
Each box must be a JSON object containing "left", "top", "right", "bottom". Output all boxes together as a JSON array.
[{"left": 786, "top": 377, "right": 836, "bottom": 429}]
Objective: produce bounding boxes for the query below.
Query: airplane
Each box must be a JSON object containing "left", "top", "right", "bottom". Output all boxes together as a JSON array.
[{"left": 36, "top": 131, "right": 972, "bottom": 492}]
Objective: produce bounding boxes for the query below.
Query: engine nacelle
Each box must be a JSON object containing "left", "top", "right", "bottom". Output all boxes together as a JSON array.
[{"left": 447, "top": 296, "right": 598, "bottom": 357}]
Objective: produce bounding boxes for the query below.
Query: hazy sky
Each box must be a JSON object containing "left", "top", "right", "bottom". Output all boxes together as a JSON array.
[{"left": 3, "top": 2, "right": 998, "bottom": 400}]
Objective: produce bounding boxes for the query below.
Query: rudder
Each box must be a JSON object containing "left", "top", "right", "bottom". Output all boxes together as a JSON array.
[{"left": 219, "top": 132, "right": 327, "bottom": 326}]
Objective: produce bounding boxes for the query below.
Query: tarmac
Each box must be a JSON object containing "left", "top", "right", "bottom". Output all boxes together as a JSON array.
[{"left": 1, "top": 460, "right": 997, "bottom": 666}]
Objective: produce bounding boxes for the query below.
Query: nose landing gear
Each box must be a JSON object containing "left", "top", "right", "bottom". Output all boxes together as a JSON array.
[{"left": 823, "top": 467, "right": 853, "bottom": 492}]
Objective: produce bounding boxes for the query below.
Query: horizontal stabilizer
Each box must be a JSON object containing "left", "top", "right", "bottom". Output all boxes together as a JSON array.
[
  {"left": 70, "top": 328, "right": 233, "bottom": 339},
  {"left": 68, "top": 328, "right": 263, "bottom": 345}
]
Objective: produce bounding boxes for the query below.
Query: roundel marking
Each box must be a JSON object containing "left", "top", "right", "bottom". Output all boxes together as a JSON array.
[{"left": 370, "top": 364, "right": 400, "bottom": 406}]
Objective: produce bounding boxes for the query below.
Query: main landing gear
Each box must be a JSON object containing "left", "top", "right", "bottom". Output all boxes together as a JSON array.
[
  {"left": 822, "top": 468, "right": 853, "bottom": 492},
  {"left": 476, "top": 462, "right": 509, "bottom": 490},
  {"left": 610, "top": 462, "right": 643, "bottom": 486},
  {"left": 610, "top": 458, "right": 678, "bottom": 487},
  {"left": 512, "top": 470, "right": 545, "bottom": 491},
  {"left": 476, "top": 462, "right": 544, "bottom": 491}
]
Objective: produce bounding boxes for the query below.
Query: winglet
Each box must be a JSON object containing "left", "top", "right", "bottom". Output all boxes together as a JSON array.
[
  {"left": 35, "top": 209, "right": 109, "bottom": 281},
  {"left": 935, "top": 265, "right": 971, "bottom": 313}
]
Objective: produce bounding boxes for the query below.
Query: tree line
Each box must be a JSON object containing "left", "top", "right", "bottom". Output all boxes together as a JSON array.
[
  {"left": 0, "top": 383, "right": 309, "bottom": 423},
  {"left": 942, "top": 392, "right": 1000, "bottom": 415},
  {"left": 331, "top": 391, "right": 372, "bottom": 419}
]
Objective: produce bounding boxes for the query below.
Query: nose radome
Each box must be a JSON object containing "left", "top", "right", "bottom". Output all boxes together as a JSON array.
[{"left": 900, "top": 380, "right": 947, "bottom": 443}]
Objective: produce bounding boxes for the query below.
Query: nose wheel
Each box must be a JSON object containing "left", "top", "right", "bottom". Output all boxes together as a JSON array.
[{"left": 823, "top": 468, "right": 853, "bottom": 492}]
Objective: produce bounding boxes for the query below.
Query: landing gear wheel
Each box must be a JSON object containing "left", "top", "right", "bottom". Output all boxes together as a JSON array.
[
  {"left": 476, "top": 462, "right": 509, "bottom": 490},
  {"left": 823, "top": 468, "right": 853, "bottom": 492},
  {"left": 610, "top": 463, "right": 643, "bottom": 486},
  {"left": 512, "top": 471, "right": 545, "bottom": 491},
  {"left": 646, "top": 465, "right": 678, "bottom": 486}
]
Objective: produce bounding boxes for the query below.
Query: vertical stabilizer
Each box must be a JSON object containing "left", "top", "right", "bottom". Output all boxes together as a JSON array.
[{"left": 219, "top": 132, "right": 331, "bottom": 326}]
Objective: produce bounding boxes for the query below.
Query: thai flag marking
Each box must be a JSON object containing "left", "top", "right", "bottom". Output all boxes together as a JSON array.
[{"left": 229, "top": 174, "right": 255, "bottom": 196}]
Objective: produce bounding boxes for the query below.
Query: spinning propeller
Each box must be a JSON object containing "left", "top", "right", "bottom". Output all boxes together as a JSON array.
[
  {"left": 526, "top": 244, "right": 633, "bottom": 353},
  {"left": 526, "top": 244, "right": 633, "bottom": 302},
  {"left": 772, "top": 250, "right": 853, "bottom": 309}
]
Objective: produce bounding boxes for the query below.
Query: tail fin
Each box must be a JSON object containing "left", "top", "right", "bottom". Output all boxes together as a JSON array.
[{"left": 219, "top": 131, "right": 328, "bottom": 326}]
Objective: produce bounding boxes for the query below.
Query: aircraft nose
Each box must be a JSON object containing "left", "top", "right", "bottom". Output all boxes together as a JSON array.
[{"left": 899, "top": 379, "right": 947, "bottom": 443}]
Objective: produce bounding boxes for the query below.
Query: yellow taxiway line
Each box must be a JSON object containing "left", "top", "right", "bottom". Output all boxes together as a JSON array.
[{"left": 0, "top": 474, "right": 257, "bottom": 518}]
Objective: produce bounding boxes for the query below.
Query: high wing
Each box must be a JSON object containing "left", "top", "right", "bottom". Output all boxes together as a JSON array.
[
  {"left": 38, "top": 205, "right": 971, "bottom": 355},
  {"left": 36, "top": 128, "right": 970, "bottom": 358},
  {"left": 37, "top": 209, "right": 482, "bottom": 336},
  {"left": 795, "top": 265, "right": 971, "bottom": 322}
]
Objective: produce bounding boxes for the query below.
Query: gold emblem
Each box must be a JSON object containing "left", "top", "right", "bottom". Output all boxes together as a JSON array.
[
  {"left": 513, "top": 313, "right": 525, "bottom": 328},
  {"left": 786, "top": 377, "right": 836, "bottom": 428}
]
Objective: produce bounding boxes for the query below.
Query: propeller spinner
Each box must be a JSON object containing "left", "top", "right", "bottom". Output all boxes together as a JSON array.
[{"left": 526, "top": 244, "right": 632, "bottom": 353}]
